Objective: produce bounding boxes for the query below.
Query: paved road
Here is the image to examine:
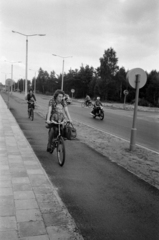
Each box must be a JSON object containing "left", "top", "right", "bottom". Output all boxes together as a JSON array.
[
  {"left": 19, "top": 92, "right": 159, "bottom": 152},
  {"left": 9, "top": 92, "right": 159, "bottom": 152},
  {"left": 2, "top": 92, "right": 159, "bottom": 240},
  {"left": 70, "top": 103, "right": 159, "bottom": 152}
]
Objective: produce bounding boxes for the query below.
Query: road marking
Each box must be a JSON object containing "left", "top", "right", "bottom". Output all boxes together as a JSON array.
[{"left": 74, "top": 120, "right": 159, "bottom": 155}]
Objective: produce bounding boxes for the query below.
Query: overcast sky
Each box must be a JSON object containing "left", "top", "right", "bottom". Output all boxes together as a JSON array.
[{"left": 0, "top": 0, "right": 159, "bottom": 84}]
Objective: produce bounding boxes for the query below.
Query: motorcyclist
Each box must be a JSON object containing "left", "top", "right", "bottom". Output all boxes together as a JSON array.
[
  {"left": 26, "top": 89, "right": 36, "bottom": 112},
  {"left": 85, "top": 95, "right": 91, "bottom": 106},
  {"left": 91, "top": 97, "right": 103, "bottom": 115}
]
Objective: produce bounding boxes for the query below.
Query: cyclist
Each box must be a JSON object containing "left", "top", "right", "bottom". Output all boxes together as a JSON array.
[
  {"left": 26, "top": 89, "right": 36, "bottom": 112},
  {"left": 46, "top": 89, "right": 72, "bottom": 152},
  {"left": 85, "top": 95, "right": 91, "bottom": 106},
  {"left": 91, "top": 96, "right": 102, "bottom": 115}
]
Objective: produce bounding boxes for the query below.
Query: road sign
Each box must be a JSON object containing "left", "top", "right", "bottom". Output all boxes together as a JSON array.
[
  {"left": 5, "top": 78, "right": 14, "bottom": 86},
  {"left": 123, "top": 90, "right": 129, "bottom": 95},
  {"left": 127, "top": 68, "right": 147, "bottom": 151},
  {"left": 127, "top": 68, "right": 147, "bottom": 89},
  {"left": 71, "top": 89, "right": 75, "bottom": 93}
]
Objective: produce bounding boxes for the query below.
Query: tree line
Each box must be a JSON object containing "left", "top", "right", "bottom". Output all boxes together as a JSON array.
[{"left": 16, "top": 48, "right": 159, "bottom": 107}]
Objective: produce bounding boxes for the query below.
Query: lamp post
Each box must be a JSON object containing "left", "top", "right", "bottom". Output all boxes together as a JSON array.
[
  {"left": 12, "top": 30, "right": 45, "bottom": 96},
  {"left": 4, "top": 61, "right": 21, "bottom": 93},
  {"left": 52, "top": 54, "right": 72, "bottom": 91},
  {"left": 1, "top": 72, "right": 11, "bottom": 90},
  {"left": 29, "top": 69, "right": 37, "bottom": 94}
]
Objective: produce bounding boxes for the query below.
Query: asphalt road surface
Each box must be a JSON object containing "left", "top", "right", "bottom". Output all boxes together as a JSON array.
[
  {"left": 69, "top": 102, "right": 159, "bottom": 153},
  {"left": 11, "top": 92, "right": 159, "bottom": 153},
  {"left": 2, "top": 93, "right": 159, "bottom": 240}
]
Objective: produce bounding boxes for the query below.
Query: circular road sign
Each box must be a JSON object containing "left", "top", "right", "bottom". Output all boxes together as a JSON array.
[
  {"left": 123, "top": 90, "right": 129, "bottom": 95},
  {"left": 71, "top": 89, "right": 75, "bottom": 93},
  {"left": 127, "top": 68, "right": 147, "bottom": 89},
  {"left": 5, "top": 78, "right": 14, "bottom": 86}
]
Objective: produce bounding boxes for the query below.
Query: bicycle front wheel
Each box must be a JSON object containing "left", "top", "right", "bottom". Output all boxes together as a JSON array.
[
  {"left": 88, "top": 102, "right": 93, "bottom": 108},
  {"left": 81, "top": 102, "right": 85, "bottom": 108},
  {"left": 57, "top": 136, "right": 65, "bottom": 166}
]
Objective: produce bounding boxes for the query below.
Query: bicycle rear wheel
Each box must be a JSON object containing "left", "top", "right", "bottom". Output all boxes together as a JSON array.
[
  {"left": 31, "top": 109, "right": 34, "bottom": 121},
  {"left": 57, "top": 136, "right": 65, "bottom": 166},
  {"left": 28, "top": 109, "right": 30, "bottom": 118},
  {"left": 100, "top": 112, "right": 104, "bottom": 120}
]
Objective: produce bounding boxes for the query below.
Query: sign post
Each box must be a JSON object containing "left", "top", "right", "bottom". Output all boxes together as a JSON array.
[
  {"left": 130, "top": 75, "right": 140, "bottom": 150},
  {"left": 123, "top": 90, "right": 129, "bottom": 109},
  {"left": 127, "top": 68, "right": 147, "bottom": 151},
  {"left": 71, "top": 89, "right": 75, "bottom": 98}
]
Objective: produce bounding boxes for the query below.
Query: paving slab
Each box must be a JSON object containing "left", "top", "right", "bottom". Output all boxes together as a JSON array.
[
  {"left": 14, "top": 191, "right": 35, "bottom": 200},
  {"left": 0, "top": 216, "right": 17, "bottom": 231},
  {"left": 0, "top": 230, "right": 19, "bottom": 240},
  {"left": 16, "top": 209, "right": 42, "bottom": 222},
  {"left": 18, "top": 221, "right": 46, "bottom": 238}
]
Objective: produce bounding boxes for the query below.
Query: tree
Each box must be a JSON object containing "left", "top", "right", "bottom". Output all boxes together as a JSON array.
[
  {"left": 146, "top": 71, "right": 159, "bottom": 106},
  {"left": 36, "top": 68, "right": 49, "bottom": 93},
  {"left": 98, "top": 48, "right": 119, "bottom": 78},
  {"left": 115, "top": 67, "right": 127, "bottom": 101},
  {"left": 97, "top": 48, "right": 119, "bottom": 100}
]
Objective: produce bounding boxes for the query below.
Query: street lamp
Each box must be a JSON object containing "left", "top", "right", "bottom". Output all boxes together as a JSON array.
[
  {"left": 29, "top": 69, "right": 37, "bottom": 94},
  {"left": 4, "top": 60, "right": 21, "bottom": 92},
  {"left": 52, "top": 54, "right": 72, "bottom": 91},
  {"left": 12, "top": 30, "right": 46, "bottom": 96}
]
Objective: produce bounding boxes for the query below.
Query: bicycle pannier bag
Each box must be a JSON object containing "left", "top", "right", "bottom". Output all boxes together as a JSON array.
[{"left": 65, "top": 123, "right": 77, "bottom": 140}]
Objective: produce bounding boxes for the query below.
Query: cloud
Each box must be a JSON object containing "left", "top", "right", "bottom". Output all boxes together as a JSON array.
[{"left": 0, "top": 0, "right": 158, "bottom": 78}]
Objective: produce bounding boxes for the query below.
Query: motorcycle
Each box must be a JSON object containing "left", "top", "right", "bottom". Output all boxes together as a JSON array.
[{"left": 91, "top": 106, "right": 104, "bottom": 120}]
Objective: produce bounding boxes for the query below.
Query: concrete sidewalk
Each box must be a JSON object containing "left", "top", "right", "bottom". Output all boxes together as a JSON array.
[{"left": 0, "top": 95, "right": 83, "bottom": 240}]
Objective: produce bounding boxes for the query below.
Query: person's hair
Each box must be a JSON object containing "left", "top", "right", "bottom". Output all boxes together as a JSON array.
[{"left": 53, "top": 89, "right": 65, "bottom": 100}]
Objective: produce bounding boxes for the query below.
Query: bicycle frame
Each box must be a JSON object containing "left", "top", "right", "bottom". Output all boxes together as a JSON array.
[
  {"left": 50, "top": 120, "right": 65, "bottom": 141},
  {"left": 28, "top": 102, "right": 34, "bottom": 109},
  {"left": 49, "top": 120, "right": 66, "bottom": 166}
]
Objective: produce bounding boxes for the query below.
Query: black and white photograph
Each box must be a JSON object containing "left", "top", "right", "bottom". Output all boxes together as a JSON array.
[{"left": 0, "top": 0, "right": 159, "bottom": 239}]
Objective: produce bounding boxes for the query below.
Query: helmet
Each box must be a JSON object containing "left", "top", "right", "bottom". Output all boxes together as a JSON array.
[{"left": 97, "top": 97, "right": 100, "bottom": 100}]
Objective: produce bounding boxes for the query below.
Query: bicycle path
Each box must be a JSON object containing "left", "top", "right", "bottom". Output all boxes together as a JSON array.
[
  {"left": 0, "top": 95, "right": 83, "bottom": 240},
  {"left": 1, "top": 93, "right": 159, "bottom": 240}
]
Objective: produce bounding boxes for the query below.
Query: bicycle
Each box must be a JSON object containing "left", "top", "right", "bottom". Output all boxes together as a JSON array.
[
  {"left": 81, "top": 101, "right": 93, "bottom": 108},
  {"left": 48, "top": 120, "right": 67, "bottom": 167},
  {"left": 28, "top": 101, "right": 35, "bottom": 121}
]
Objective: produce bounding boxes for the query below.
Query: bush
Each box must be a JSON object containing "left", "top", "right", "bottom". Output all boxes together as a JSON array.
[{"left": 131, "top": 98, "right": 153, "bottom": 107}]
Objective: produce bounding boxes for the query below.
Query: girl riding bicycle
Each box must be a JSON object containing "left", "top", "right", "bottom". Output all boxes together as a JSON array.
[
  {"left": 26, "top": 89, "right": 36, "bottom": 112},
  {"left": 46, "top": 89, "right": 72, "bottom": 152}
]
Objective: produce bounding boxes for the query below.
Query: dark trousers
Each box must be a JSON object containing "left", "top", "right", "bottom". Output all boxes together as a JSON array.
[
  {"left": 47, "top": 126, "right": 62, "bottom": 147},
  {"left": 47, "top": 128, "right": 54, "bottom": 148}
]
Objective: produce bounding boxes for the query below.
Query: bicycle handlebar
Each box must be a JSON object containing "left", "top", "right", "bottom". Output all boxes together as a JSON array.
[{"left": 49, "top": 120, "right": 70, "bottom": 125}]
